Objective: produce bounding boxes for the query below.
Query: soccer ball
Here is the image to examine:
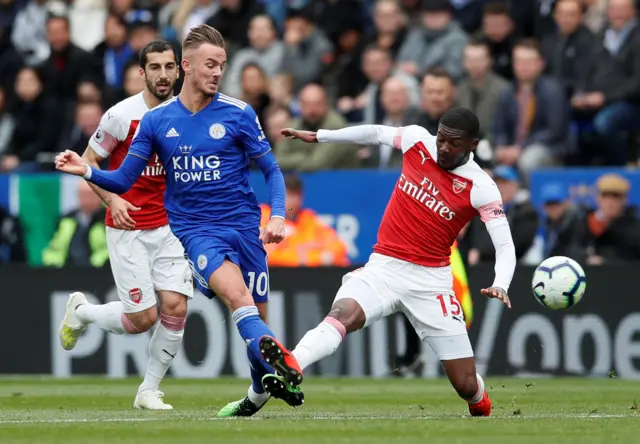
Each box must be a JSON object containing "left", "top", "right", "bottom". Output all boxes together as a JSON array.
[{"left": 531, "top": 256, "right": 586, "bottom": 310}]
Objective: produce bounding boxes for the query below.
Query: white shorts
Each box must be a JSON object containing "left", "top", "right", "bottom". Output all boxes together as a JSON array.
[
  {"left": 335, "top": 253, "right": 473, "bottom": 360},
  {"left": 106, "top": 225, "right": 193, "bottom": 314}
]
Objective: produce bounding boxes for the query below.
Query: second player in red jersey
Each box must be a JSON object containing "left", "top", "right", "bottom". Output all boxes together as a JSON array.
[
  {"left": 57, "top": 41, "right": 192, "bottom": 411},
  {"left": 267, "top": 108, "right": 516, "bottom": 417}
]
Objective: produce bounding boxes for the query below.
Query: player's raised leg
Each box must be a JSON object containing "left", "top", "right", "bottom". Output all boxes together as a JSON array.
[{"left": 277, "top": 265, "right": 395, "bottom": 374}]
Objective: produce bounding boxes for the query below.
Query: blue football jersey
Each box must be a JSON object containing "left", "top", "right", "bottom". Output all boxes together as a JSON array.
[{"left": 128, "top": 93, "right": 270, "bottom": 238}]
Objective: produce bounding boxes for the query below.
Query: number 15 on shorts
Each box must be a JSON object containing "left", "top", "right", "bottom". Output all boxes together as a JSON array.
[{"left": 437, "top": 294, "right": 462, "bottom": 318}]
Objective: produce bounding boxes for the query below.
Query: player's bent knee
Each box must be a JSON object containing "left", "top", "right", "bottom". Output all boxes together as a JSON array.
[
  {"left": 158, "top": 291, "right": 188, "bottom": 318},
  {"left": 125, "top": 306, "right": 158, "bottom": 333},
  {"left": 328, "top": 299, "right": 365, "bottom": 333}
]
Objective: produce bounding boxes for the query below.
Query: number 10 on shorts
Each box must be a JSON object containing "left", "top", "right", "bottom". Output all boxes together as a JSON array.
[
  {"left": 437, "top": 294, "right": 462, "bottom": 317},
  {"left": 247, "top": 271, "right": 268, "bottom": 297}
]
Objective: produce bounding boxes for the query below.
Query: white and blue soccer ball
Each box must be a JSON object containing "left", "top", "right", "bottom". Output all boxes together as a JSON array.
[{"left": 532, "top": 256, "right": 586, "bottom": 310}]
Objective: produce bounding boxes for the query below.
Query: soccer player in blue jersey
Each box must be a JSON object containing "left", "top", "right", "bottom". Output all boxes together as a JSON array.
[{"left": 55, "top": 24, "right": 303, "bottom": 417}]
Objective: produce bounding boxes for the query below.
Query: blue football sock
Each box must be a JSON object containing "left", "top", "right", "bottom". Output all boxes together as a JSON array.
[
  {"left": 248, "top": 348, "right": 268, "bottom": 394},
  {"left": 233, "top": 306, "right": 276, "bottom": 376}
]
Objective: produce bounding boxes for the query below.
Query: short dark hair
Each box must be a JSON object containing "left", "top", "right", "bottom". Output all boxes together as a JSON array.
[
  {"left": 139, "top": 40, "right": 177, "bottom": 69},
  {"left": 284, "top": 174, "right": 304, "bottom": 193},
  {"left": 423, "top": 67, "right": 454, "bottom": 84},
  {"left": 182, "top": 24, "right": 225, "bottom": 52},
  {"left": 514, "top": 38, "right": 543, "bottom": 57},
  {"left": 466, "top": 37, "right": 491, "bottom": 54},
  {"left": 484, "top": 2, "right": 511, "bottom": 16},
  {"left": 439, "top": 107, "right": 480, "bottom": 139}
]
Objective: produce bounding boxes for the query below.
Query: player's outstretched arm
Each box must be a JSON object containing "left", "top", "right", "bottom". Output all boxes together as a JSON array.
[
  {"left": 282, "top": 125, "right": 399, "bottom": 147},
  {"left": 55, "top": 149, "right": 147, "bottom": 194}
]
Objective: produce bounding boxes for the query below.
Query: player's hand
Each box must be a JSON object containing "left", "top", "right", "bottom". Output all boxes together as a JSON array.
[
  {"left": 281, "top": 128, "right": 318, "bottom": 143},
  {"left": 481, "top": 287, "right": 511, "bottom": 308},
  {"left": 55, "top": 150, "right": 88, "bottom": 176},
  {"left": 108, "top": 196, "right": 140, "bottom": 230},
  {"left": 260, "top": 217, "right": 286, "bottom": 244}
]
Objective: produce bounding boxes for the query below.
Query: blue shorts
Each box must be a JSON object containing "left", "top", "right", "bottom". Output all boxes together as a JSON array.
[{"left": 183, "top": 228, "right": 270, "bottom": 303}]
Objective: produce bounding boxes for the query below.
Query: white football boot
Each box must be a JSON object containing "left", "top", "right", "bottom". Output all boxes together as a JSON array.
[
  {"left": 134, "top": 390, "right": 174, "bottom": 410},
  {"left": 59, "top": 292, "right": 88, "bottom": 350}
]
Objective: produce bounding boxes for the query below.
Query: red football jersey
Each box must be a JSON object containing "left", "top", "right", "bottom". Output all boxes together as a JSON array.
[
  {"left": 374, "top": 126, "right": 505, "bottom": 267},
  {"left": 89, "top": 92, "right": 167, "bottom": 230}
]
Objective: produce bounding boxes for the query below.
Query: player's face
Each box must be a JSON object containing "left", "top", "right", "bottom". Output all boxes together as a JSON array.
[
  {"left": 435, "top": 125, "right": 477, "bottom": 170},
  {"left": 184, "top": 43, "right": 227, "bottom": 98},
  {"left": 143, "top": 50, "right": 179, "bottom": 101}
]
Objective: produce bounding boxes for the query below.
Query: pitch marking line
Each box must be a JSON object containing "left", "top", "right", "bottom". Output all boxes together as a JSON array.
[{"left": 0, "top": 414, "right": 636, "bottom": 424}]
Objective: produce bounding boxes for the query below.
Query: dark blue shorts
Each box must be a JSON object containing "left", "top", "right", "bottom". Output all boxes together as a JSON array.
[{"left": 183, "top": 228, "right": 269, "bottom": 303}]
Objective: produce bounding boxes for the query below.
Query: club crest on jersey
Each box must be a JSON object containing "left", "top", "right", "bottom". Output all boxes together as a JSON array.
[
  {"left": 209, "top": 123, "right": 226, "bottom": 139},
  {"left": 197, "top": 254, "right": 208, "bottom": 270},
  {"left": 129, "top": 288, "right": 142, "bottom": 304},
  {"left": 452, "top": 178, "right": 467, "bottom": 194}
]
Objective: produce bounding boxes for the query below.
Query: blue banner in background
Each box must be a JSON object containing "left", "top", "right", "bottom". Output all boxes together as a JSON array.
[
  {"left": 529, "top": 168, "right": 640, "bottom": 210},
  {"left": 250, "top": 170, "right": 400, "bottom": 263},
  {"left": 2, "top": 168, "right": 639, "bottom": 265}
]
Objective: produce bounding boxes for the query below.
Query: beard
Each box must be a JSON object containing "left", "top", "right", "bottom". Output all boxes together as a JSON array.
[{"left": 146, "top": 78, "right": 173, "bottom": 101}]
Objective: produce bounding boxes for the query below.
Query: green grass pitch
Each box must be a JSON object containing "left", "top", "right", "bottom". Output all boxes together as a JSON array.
[{"left": 0, "top": 377, "right": 638, "bottom": 443}]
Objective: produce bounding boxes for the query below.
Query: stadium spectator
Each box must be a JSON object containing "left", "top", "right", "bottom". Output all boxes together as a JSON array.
[
  {"left": 222, "top": 14, "right": 285, "bottom": 98},
  {"left": 172, "top": 0, "right": 220, "bottom": 42},
  {"left": 539, "top": 182, "right": 586, "bottom": 260},
  {"left": 475, "top": 2, "right": 515, "bottom": 80},
  {"left": 337, "top": 46, "right": 418, "bottom": 124},
  {"left": 359, "top": 0, "right": 408, "bottom": 61},
  {"left": 124, "top": 9, "right": 160, "bottom": 56},
  {"left": 259, "top": 173, "right": 350, "bottom": 267},
  {"left": 92, "top": 13, "right": 134, "bottom": 90},
  {"left": 239, "top": 63, "right": 271, "bottom": 125},
  {"left": 0, "top": 86, "right": 15, "bottom": 155},
  {"left": 359, "top": 76, "right": 420, "bottom": 168},
  {"left": 40, "top": 14, "right": 102, "bottom": 105},
  {"left": 265, "top": 104, "right": 292, "bottom": 147},
  {"left": 280, "top": 7, "right": 333, "bottom": 93},
  {"left": 542, "top": 0, "right": 596, "bottom": 99},
  {"left": 571, "top": 0, "right": 640, "bottom": 166},
  {"left": 397, "top": 0, "right": 468, "bottom": 81},
  {"left": 492, "top": 39, "right": 569, "bottom": 179},
  {"left": 10, "top": 0, "right": 50, "bottom": 68},
  {"left": 582, "top": 173, "right": 640, "bottom": 264},
  {"left": 304, "top": 0, "right": 363, "bottom": 51},
  {"left": 122, "top": 59, "right": 145, "bottom": 98},
  {"left": 0, "top": 204, "right": 25, "bottom": 263},
  {"left": 582, "top": 0, "right": 609, "bottom": 34},
  {"left": 468, "top": 166, "right": 538, "bottom": 264},
  {"left": 276, "top": 84, "right": 358, "bottom": 170},
  {"left": 456, "top": 38, "right": 509, "bottom": 142},
  {"left": 1, "top": 67, "right": 58, "bottom": 172},
  {"left": 42, "top": 179, "right": 108, "bottom": 268},
  {"left": 417, "top": 67, "right": 456, "bottom": 134},
  {"left": 206, "top": 0, "right": 265, "bottom": 54},
  {"left": 57, "top": 101, "right": 103, "bottom": 157},
  {"left": 268, "top": 72, "right": 299, "bottom": 116}
]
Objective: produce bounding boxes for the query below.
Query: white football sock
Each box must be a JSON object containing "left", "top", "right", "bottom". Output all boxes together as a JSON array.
[
  {"left": 247, "top": 385, "right": 270, "bottom": 407},
  {"left": 468, "top": 373, "right": 485, "bottom": 404},
  {"left": 292, "top": 317, "right": 346, "bottom": 370},
  {"left": 75, "top": 301, "right": 128, "bottom": 335},
  {"left": 139, "top": 315, "right": 184, "bottom": 393}
]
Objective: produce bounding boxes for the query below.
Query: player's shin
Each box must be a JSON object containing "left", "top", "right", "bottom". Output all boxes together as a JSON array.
[
  {"left": 291, "top": 317, "right": 346, "bottom": 370},
  {"left": 232, "top": 306, "right": 279, "bottom": 371},
  {"left": 139, "top": 313, "right": 185, "bottom": 393},
  {"left": 76, "top": 301, "right": 135, "bottom": 335}
]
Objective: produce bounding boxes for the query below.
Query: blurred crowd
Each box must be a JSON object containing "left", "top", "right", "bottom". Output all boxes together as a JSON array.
[
  {"left": 1, "top": 0, "right": 640, "bottom": 173},
  {"left": 2, "top": 0, "right": 640, "bottom": 267}
]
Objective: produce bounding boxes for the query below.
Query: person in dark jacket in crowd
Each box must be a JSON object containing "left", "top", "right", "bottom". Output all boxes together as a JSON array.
[
  {"left": 0, "top": 204, "right": 26, "bottom": 263},
  {"left": 468, "top": 165, "right": 538, "bottom": 264},
  {"left": 582, "top": 173, "right": 640, "bottom": 264},
  {"left": 540, "top": 182, "right": 586, "bottom": 260}
]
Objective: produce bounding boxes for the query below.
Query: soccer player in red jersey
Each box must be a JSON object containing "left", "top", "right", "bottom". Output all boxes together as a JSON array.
[
  {"left": 260, "top": 108, "right": 516, "bottom": 416},
  {"left": 57, "top": 41, "right": 193, "bottom": 410}
]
